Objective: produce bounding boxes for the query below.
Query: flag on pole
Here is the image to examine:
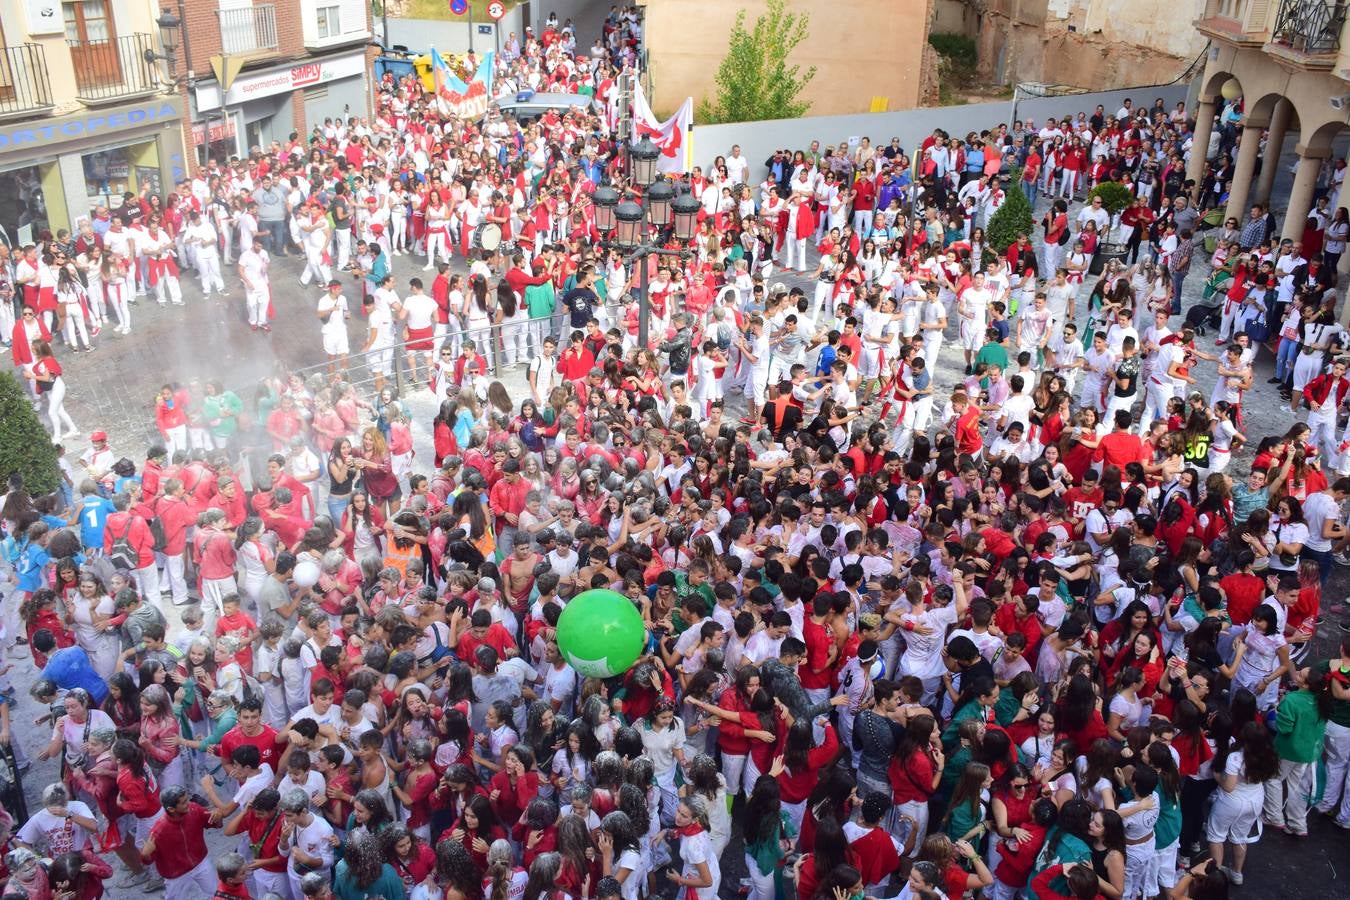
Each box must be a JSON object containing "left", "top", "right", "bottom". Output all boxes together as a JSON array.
[
  {"left": 433, "top": 49, "right": 495, "bottom": 119},
  {"left": 631, "top": 82, "right": 693, "bottom": 174}
]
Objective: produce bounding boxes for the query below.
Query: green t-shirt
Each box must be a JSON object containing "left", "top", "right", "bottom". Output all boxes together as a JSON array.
[
  {"left": 975, "top": 342, "right": 1009, "bottom": 372},
  {"left": 1154, "top": 786, "right": 1182, "bottom": 849}
]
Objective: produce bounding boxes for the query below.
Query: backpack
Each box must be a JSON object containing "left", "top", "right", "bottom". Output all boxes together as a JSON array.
[
  {"left": 148, "top": 513, "right": 169, "bottom": 553},
  {"left": 108, "top": 518, "right": 139, "bottom": 571}
]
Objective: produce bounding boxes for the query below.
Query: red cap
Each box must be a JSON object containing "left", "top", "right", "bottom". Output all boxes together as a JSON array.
[{"left": 91, "top": 431, "right": 108, "bottom": 442}]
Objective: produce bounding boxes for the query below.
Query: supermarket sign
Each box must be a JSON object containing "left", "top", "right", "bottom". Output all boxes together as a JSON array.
[{"left": 195, "top": 51, "right": 366, "bottom": 112}]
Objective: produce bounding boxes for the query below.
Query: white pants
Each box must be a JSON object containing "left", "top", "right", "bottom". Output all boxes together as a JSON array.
[
  {"left": 1309, "top": 412, "right": 1339, "bottom": 465},
  {"left": 106, "top": 283, "right": 132, "bottom": 329},
  {"left": 155, "top": 275, "right": 183, "bottom": 306},
  {"left": 1124, "top": 841, "right": 1158, "bottom": 900},
  {"left": 162, "top": 857, "right": 215, "bottom": 900},
  {"left": 391, "top": 214, "right": 408, "bottom": 251},
  {"left": 201, "top": 575, "right": 237, "bottom": 635},
  {"left": 134, "top": 562, "right": 161, "bottom": 609},
  {"left": 922, "top": 335, "right": 942, "bottom": 371},
  {"left": 250, "top": 868, "right": 287, "bottom": 899},
  {"left": 45, "top": 378, "right": 76, "bottom": 438},
  {"left": 246, "top": 287, "right": 269, "bottom": 326},
  {"left": 783, "top": 237, "right": 807, "bottom": 270},
  {"left": 1316, "top": 720, "right": 1350, "bottom": 825},
  {"left": 1263, "top": 757, "right": 1313, "bottom": 833},
  {"left": 721, "top": 753, "right": 748, "bottom": 797},
  {"left": 896, "top": 798, "right": 929, "bottom": 850},
  {"left": 62, "top": 306, "right": 90, "bottom": 349},
  {"left": 159, "top": 551, "right": 187, "bottom": 606},
  {"left": 501, "top": 318, "right": 529, "bottom": 366},
  {"left": 1218, "top": 300, "right": 1240, "bottom": 342},
  {"left": 163, "top": 424, "right": 188, "bottom": 458},
  {"left": 197, "top": 251, "right": 224, "bottom": 293},
  {"left": 333, "top": 228, "right": 352, "bottom": 270},
  {"left": 0, "top": 292, "right": 13, "bottom": 339},
  {"left": 1105, "top": 391, "right": 1137, "bottom": 423},
  {"left": 426, "top": 232, "right": 452, "bottom": 268},
  {"left": 745, "top": 854, "right": 775, "bottom": 900},
  {"left": 1139, "top": 379, "right": 1173, "bottom": 432},
  {"left": 300, "top": 247, "right": 331, "bottom": 286}
]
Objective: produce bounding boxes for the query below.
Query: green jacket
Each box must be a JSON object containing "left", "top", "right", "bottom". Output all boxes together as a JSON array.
[
  {"left": 203, "top": 391, "right": 243, "bottom": 438},
  {"left": 525, "top": 281, "right": 556, "bottom": 318},
  {"left": 1274, "top": 688, "right": 1328, "bottom": 763}
]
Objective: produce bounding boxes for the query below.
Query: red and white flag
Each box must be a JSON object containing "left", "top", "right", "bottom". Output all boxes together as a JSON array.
[{"left": 632, "top": 84, "right": 692, "bottom": 174}]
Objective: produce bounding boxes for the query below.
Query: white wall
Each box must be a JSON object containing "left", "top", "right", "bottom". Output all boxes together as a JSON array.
[
  {"left": 689, "top": 85, "right": 1188, "bottom": 183},
  {"left": 382, "top": 9, "right": 526, "bottom": 55}
]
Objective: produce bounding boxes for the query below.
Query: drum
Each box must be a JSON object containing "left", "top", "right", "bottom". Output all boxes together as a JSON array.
[{"left": 472, "top": 222, "right": 502, "bottom": 252}]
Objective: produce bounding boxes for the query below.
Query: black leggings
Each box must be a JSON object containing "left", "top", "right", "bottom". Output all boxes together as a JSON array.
[{"left": 1180, "top": 776, "right": 1216, "bottom": 851}]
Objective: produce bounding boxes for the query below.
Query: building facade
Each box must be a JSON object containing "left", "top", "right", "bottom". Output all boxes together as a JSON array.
[
  {"left": 1190, "top": 0, "right": 1350, "bottom": 245},
  {"left": 0, "top": 0, "right": 186, "bottom": 241},
  {"left": 172, "top": 0, "right": 375, "bottom": 166},
  {"left": 639, "top": 0, "right": 937, "bottom": 118},
  {"left": 933, "top": 0, "right": 1209, "bottom": 89}
]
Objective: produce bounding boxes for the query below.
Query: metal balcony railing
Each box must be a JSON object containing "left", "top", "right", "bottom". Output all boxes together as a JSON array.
[
  {"left": 1270, "top": 0, "right": 1347, "bottom": 53},
  {"left": 0, "top": 43, "right": 55, "bottom": 118},
  {"left": 218, "top": 3, "right": 279, "bottom": 55},
  {"left": 67, "top": 33, "right": 158, "bottom": 101}
]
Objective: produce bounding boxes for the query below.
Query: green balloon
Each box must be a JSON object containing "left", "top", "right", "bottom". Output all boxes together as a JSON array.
[{"left": 556, "top": 588, "right": 647, "bottom": 679}]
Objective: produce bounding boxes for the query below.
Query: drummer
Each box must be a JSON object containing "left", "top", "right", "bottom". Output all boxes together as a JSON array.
[{"left": 484, "top": 191, "right": 513, "bottom": 248}]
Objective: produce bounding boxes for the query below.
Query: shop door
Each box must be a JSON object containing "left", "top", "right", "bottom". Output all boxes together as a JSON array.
[{"left": 64, "top": 0, "right": 122, "bottom": 87}]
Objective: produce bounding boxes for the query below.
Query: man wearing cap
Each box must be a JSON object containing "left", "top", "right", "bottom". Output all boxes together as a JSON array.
[
  {"left": 80, "top": 431, "right": 115, "bottom": 480},
  {"left": 237, "top": 235, "right": 271, "bottom": 332}
]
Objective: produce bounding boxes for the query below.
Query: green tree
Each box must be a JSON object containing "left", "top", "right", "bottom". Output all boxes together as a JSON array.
[
  {"left": 697, "top": 0, "right": 817, "bottom": 124},
  {"left": 987, "top": 171, "right": 1034, "bottom": 255},
  {"left": 0, "top": 372, "right": 60, "bottom": 495}
]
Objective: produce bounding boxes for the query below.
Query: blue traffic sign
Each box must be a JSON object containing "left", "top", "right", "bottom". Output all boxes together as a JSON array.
[{"left": 449, "top": 0, "right": 468, "bottom": 14}]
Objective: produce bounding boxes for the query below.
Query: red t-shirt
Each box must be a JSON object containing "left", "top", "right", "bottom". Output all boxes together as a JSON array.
[
  {"left": 955, "top": 406, "right": 982, "bottom": 456},
  {"left": 800, "top": 617, "right": 834, "bottom": 690},
  {"left": 216, "top": 724, "right": 282, "bottom": 771}
]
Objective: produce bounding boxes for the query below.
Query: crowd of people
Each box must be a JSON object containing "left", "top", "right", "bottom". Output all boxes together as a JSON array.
[{"left": 1, "top": 5, "right": 1350, "bottom": 900}]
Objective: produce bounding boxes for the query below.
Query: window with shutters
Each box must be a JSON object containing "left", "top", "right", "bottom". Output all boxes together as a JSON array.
[{"left": 316, "top": 4, "right": 340, "bottom": 37}]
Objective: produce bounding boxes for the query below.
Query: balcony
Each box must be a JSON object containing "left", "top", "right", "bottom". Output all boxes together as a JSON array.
[
  {"left": 67, "top": 33, "right": 158, "bottom": 105},
  {"left": 1196, "top": 0, "right": 1273, "bottom": 46},
  {"left": 0, "top": 43, "right": 55, "bottom": 121},
  {"left": 218, "top": 3, "right": 279, "bottom": 57},
  {"left": 1266, "top": 0, "right": 1347, "bottom": 67}
]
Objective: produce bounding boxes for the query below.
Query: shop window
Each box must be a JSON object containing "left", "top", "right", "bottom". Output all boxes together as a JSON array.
[
  {"left": 317, "top": 4, "right": 341, "bottom": 38},
  {"left": 0, "top": 166, "right": 54, "bottom": 245}
]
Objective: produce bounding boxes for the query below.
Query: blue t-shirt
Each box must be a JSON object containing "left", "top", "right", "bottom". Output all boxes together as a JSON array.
[
  {"left": 16, "top": 543, "right": 50, "bottom": 593},
  {"left": 77, "top": 495, "right": 116, "bottom": 550},
  {"left": 815, "top": 344, "right": 838, "bottom": 381},
  {"left": 41, "top": 647, "right": 109, "bottom": 703}
]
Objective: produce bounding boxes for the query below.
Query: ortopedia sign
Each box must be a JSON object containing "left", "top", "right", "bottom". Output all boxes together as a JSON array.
[{"left": 194, "top": 52, "right": 367, "bottom": 112}]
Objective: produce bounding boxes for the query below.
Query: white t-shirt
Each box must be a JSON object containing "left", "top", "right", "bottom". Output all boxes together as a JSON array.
[
  {"left": 18, "top": 801, "right": 97, "bottom": 853},
  {"left": 899, "top": 603, "right": 959, "bottom": 678},
  {"left": 368, "top": 305, "right": 396, "bottom": 349},
  {"left": 289, "top": 815, "right": 336, "bottom": 874},
  {"left": 401, "top": 292, "right": 438, "bottom": 330}
]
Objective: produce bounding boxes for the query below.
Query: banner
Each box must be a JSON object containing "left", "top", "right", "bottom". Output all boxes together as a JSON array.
[
  {"left": 631, "top": 83, "right": 693, "bottom": 175},
  {"left": 432, "top": 48, "right": 494, "bottom": 119}
]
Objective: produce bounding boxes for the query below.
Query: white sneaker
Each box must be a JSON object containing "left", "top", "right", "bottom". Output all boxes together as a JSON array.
[{"left": 422, "top": 264, "right": 433, "bottom": 271}]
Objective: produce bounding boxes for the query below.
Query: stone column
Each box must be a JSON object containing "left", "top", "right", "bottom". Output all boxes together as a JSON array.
[
  {"left": 1281, "top": 145, "right": 1330, "bottom": 243},
  {"left": 1224, "top": 118, "right": 1269, "bottom": 227},
  {"left": 1255, "top": 97, "right": 1293, "bottom": 206},
  {"left": 1186, "top": 96, "right": 1218, "bottom": 201}
]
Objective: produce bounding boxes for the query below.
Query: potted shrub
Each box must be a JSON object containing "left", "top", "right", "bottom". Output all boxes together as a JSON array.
[{"left": 1086, "top": 180, "right": 1134, "bottom": 274}]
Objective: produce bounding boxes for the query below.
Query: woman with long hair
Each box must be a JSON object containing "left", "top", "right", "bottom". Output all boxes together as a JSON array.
[
  {"left": 741, "top": 775, "right": 791, "bottom": 900},
  {"left": 355, "top": 426, "right": 400, "bottom": 517},
  {"left": 26, "top": 338, "right": 78, "bottom": 440},
  {"left": 341, "top": 490, "right": 387, "bottom": 565},
  {"left": 1207, "top": 721, "right": 1279, "bottom": 884},
  {"left": 112, "top": 738, "right": 164, "bottom": 850},
  {"left": 327, "top": 436, "right": 357, "bottom": 523},
  {"left": 887, "top": 713, "right": 942, "bottom": 845},
  {"left": 465, "top": 274, "right": 495, "bottom": 370}
]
